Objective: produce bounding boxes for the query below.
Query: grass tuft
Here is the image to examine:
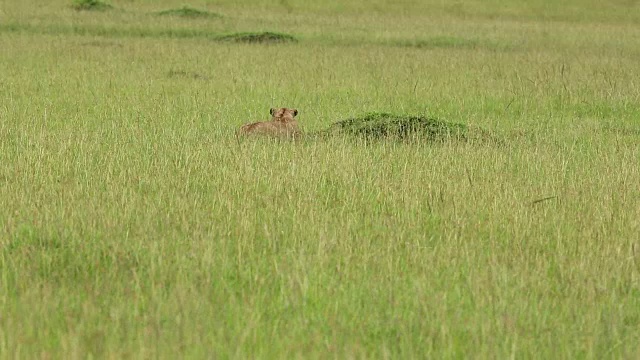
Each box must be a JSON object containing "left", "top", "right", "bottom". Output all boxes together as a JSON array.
[
  {"left": 155, "top": 6, "right": 222, "bottom": 19},
  {"left": 216, "top": 31, "right": 297, "bottom": 44},
  {"left": 71, "top": 0, "right": 113, "bottom": 11}
]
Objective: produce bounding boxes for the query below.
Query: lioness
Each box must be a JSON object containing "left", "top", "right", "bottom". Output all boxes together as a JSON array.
[{"left": 237, "top": 107, "right": 302, "bottom": 140}]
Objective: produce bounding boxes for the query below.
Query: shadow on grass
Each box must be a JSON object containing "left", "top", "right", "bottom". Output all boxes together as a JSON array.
[
  {"left": 399, "top": 36, "right": 479, "bottom": 49},
  {"left": 5, "top": 224, "right": 142, "bottom": 286},
  {"left": 72, "top": 0, "right": 113, "bottom": 11},
  {"left": 166, "top": 69, "right": 210, "bottom": 80},
  {"left": 155, "top": 6, "right": 223, "bottom": 19},
  {"left": 81, "top": 40, "right": 123, "bottom": 48},
  {"left": 391, "top": 36, "right": 515, "bottom": 52}
]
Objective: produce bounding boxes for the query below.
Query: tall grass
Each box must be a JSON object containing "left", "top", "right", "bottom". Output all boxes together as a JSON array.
[{"left": 1, "top": 0, "right": 639, "bottom": 358}]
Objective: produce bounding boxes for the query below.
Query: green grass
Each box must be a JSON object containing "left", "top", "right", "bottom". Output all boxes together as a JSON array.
[{"left": 1, "top": 0, "right": 640, "bottom": 358}]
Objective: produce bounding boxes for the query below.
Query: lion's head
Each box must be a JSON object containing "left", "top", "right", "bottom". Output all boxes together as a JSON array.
[{"left": 270, "top": 107, "right": 298, "bottom": 122}]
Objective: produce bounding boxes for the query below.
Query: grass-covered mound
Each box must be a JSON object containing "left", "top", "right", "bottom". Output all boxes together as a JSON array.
[
  {"left": 216, "top": 32, "right": 297, "bottom": 44},
  {"left": 155, "top": 6, "right": 222, "bottom": 19},
  {"left": 72, "top": 0, "right": 112, "bottom": 11},
  {"left": 321, "top": 112, "right": 468, "bottom": 142}
]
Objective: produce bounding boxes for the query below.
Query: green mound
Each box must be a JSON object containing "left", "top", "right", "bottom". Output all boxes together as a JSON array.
[
  {"left": 155, "top": 6, "right": 222, "bottom": 18},
  {"left": 72, "top": 0, "right": 112, "bottom": 11},
  {"left": 322, "top": 113, "right": 468, "bottom": 142},
  {"left": 216, "top": 32, "right": 297, "bottom": 44}
]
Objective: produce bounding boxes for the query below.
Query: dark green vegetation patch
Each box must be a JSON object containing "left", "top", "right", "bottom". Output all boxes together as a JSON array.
[
  {"left": 323, "top": 112, "right": 468, "bottom": 142},
  {"left": 393, "top": 36, "right": 514, "bottom": 52},
  {"left": 72, "top": 0, "right": 112, "bottom": 11},
  {"left": 216, "top": 32, "right": 297, "bottom": 44},
  {"left": 166, "top": 69, "right": 210, "bottom": 80},
  {"left": 400, "top": 36, "right": 478, "bottom": 49},
  {"left": 155, "top": 6, "right": 222, "bottom": 19}
]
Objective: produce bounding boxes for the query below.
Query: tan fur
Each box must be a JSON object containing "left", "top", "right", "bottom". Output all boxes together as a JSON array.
[{"left": 237, "top": 107, "right": 302, "bottom": 140}]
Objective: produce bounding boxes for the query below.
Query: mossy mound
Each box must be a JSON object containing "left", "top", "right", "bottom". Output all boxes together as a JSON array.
[
  {"left": 322, "top": 113, "right": 468, "bottom": 142},
  {"left": 72, "top": 0, "right": 113, "bottom": 11},
  {"left": 155, "top": 6, "right": 222, "bottom": 18},
  {"left": 216, "top": 32, "right": 297, "bottom": 44}
]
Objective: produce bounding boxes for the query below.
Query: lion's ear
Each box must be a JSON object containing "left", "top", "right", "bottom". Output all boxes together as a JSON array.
[
  {"left": 270, "top": 108, "right": 276, "bottom": 116},
  {"left": 293, "top": 109, "right": 298, "bottom": 117}
]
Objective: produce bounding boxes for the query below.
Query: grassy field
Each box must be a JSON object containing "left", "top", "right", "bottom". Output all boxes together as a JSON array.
[{"left": 1, "top": 0, "right": 640, "bottom": 358}]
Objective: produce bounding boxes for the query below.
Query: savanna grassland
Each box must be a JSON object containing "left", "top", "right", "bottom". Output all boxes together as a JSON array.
[{"left": 1, "top": 0, "right": 640, "bottom": 358}]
